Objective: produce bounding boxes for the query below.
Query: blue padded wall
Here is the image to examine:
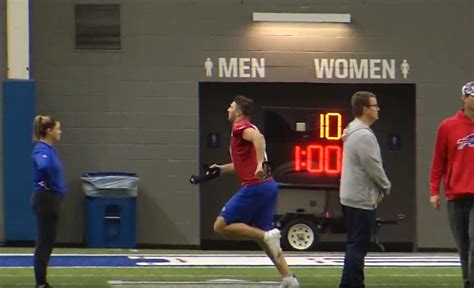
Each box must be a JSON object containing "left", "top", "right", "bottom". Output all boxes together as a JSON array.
[{"left": 3, "top": 80, "right": 36, "bottom": 241}]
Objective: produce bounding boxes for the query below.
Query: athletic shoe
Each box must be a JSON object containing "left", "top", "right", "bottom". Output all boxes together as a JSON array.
[
  {"left": 35, "top": 283, "right": 52, "bottom": 288},
  {"left": 279, "top": 275, "right": 300, "bottom": 287}
]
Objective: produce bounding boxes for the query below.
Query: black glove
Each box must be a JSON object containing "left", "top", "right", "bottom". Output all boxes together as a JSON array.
[{"left": 189, "top": 165, "right": 221, "bottom": 185}]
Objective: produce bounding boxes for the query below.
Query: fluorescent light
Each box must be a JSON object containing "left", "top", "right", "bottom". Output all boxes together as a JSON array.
[{"left": 252, "top": 12, "right": 351, "bottom": 23}]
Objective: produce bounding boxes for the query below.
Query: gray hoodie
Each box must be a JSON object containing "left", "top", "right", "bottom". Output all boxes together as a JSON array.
[{"left": 340, "top": 118, "right": 391, "bottom": 210}]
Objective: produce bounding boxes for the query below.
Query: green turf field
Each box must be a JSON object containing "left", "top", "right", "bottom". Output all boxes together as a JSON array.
[
  {"left": 0, "top": 248, "right": 463, "bottom": 288},
  {"left": 0, "top": 267, "right": 463, "bottom": 288}
]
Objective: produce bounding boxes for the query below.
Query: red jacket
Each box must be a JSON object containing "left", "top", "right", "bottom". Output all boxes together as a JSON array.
[{"left": 430, "top": 110, "right": 474, "bottom": 200}]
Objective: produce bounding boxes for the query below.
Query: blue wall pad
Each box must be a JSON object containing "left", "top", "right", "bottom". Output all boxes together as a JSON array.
[{"left": 3, "top": 80, "right": 36, "bottom": 241}]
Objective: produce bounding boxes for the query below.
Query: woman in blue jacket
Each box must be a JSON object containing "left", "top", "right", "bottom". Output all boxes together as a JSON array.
[{"left": 32, "top": 115, "right": 67, "bottom": 288}]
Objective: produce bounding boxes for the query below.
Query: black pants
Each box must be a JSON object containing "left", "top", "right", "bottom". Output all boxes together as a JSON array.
[
  {"left": 447, "top": 197, "right": 474, "bottom": 288},
  {"left": 339, "top": 205, "right": 375, "bottom": 288},
  {"left": 32, "top": 190, "right": 61, "bottom": 286}
]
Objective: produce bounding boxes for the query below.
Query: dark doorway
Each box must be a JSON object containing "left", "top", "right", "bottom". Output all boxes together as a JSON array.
[{"left": 199, "top": 82, "right": 415, "bottom": 251}]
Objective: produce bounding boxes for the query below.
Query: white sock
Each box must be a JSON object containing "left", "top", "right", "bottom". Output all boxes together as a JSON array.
[
  {"left": 264, "top": 230, "right": 271, "bottom": 241},
  {"left": 282, "top": 275, "right": 294, "bottom": 282}
]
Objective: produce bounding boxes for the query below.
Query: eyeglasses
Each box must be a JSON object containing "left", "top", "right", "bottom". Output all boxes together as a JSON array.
[{"left": 366, "top": 104, "right": 380, "bottom": 108}]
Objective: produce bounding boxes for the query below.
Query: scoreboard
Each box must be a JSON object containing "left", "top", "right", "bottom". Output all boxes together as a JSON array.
[{"left": 263, "top": 107, "right": 349, "bottom": 189}]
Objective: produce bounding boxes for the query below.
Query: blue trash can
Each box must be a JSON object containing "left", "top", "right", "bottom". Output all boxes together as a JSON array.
[{"left": 81, "top": 172, "right": 139, "bottom": 248}]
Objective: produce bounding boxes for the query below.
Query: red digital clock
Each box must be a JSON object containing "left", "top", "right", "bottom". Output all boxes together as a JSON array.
[
  {"left": 263, "top": 108, "right": 347, "bottom": 189},
  {"left": 294, "top": 112, "right": 343, "bottom": 175}
]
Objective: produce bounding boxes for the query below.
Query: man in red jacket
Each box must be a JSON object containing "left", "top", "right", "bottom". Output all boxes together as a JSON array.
[{"left": 430, "top": 81, "right": 474, "bottom": 288}]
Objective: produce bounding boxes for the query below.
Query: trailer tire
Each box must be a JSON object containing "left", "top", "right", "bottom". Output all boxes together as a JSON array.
[{"left": 281, "top": 219, "right": 319, "bottom": 251}]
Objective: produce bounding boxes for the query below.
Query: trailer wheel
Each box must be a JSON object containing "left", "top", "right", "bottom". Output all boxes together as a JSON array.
[{"left": 281, "top": 219, "right": 319, "bottom": 251}]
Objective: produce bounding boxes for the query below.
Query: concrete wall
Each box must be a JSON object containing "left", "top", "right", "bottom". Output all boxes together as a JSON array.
[{"left": 29, "top": 0, "right": 474, "bottom": 248}]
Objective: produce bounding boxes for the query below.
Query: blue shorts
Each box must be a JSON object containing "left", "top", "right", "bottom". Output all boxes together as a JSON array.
[{"left": 219, "top": 179, "right": 278, "bottom": 231}]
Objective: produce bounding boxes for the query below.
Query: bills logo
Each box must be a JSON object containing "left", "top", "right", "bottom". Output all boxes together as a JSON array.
[{"left": 457, "top": 134, "right": 474, "bottom": 150}]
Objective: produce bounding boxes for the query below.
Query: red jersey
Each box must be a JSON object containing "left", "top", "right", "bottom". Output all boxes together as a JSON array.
[
  {"left": 430, "top": 110, "right": 474, "bottom": 200},
  {"left": 231, "top": 119, "right": 268, "bottom": 186}
]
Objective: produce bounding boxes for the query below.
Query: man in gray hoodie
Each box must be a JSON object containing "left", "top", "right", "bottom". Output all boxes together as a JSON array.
[{"left": 339, "top": 91, "right": 391, "bottom": 288}]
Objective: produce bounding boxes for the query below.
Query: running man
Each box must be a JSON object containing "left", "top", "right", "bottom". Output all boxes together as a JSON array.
[{"left": 211, "top": 95, "right": 300, "bottom": 288}]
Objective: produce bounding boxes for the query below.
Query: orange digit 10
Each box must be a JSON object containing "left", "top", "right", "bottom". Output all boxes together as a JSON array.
[{"left": 319, "top": 112, "right": 342, "bottom": 140}]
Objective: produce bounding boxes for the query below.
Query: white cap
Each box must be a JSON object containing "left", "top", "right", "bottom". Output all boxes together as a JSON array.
[{"left": 462, "top": 82, "right": 474, "bottom": 96}]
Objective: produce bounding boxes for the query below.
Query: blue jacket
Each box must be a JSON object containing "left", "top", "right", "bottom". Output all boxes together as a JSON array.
[{"left": 32, "top": 141, "right": 67, "bottom": 196}]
